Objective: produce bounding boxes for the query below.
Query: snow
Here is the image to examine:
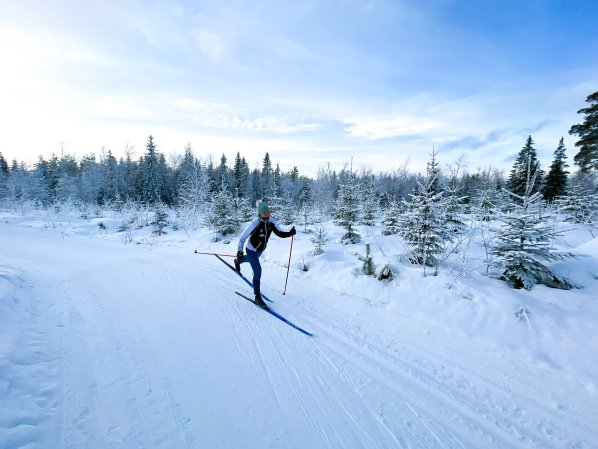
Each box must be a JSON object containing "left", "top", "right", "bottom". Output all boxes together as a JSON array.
[{"left": 1, "top": 208, "right": 597, "bottom": 449}]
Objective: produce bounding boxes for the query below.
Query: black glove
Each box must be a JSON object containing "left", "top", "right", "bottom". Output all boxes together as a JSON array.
[
  {"left": 289, "top": 226, "right": 296, "bottom": 236},
  {"left": 236, "top": 251, "right": 244, "bottom": 259}
]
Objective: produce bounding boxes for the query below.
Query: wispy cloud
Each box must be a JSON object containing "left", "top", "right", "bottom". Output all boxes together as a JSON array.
[
  {"left": 343, "top": 115, "right": 441, "bottom": 140},
  {"left": 1, "top": 0, "right": 597, "bottom": 175},
  {"left": 175, "top": 98, "right": 322, "bottom": 134}
]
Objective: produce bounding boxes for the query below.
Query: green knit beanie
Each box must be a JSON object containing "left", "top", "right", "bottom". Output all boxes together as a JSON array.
[{"left": 258, "top": 202, "right": 270, "bottom": 215}]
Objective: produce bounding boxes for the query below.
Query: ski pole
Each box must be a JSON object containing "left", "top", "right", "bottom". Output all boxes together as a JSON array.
[
  {"left": 194, "top": 250, "right": 236, "bottom": 257},
  {"left": 283, "top": 234, "right": 294, "bottom": 295}
]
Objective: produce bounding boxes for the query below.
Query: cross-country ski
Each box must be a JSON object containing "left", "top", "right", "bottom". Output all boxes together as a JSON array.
[{"left": 235, "top": 291, "right": 314, "bottom": 336}]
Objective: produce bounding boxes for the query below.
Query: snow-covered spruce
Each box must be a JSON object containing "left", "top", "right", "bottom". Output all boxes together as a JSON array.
[{"left": 492, "top": 189, "right": 574, "bottom": 290}]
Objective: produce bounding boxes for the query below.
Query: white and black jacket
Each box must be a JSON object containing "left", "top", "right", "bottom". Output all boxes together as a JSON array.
[{"left": 237, "top": 217, "right": 293, "bottom": 253}]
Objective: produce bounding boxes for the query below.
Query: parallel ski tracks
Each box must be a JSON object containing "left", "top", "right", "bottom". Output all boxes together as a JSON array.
[
  {"left": 295, "top": 299, "right": 592, "bottom": 449},
  {"left": 148, "top": 255, "right": 595, "bottom": 448}
]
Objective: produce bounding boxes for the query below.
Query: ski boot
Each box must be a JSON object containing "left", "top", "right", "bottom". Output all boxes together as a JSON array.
[{"left": 254, "top": 295, "right": 267, "bottom": 309}]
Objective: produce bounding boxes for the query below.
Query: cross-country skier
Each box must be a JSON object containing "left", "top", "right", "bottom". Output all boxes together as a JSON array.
[{"left": 235, "top": 202, "right": 296, "bottom": 308}]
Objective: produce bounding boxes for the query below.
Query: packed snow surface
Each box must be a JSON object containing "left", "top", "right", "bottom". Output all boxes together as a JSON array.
[{"left": 1, "top": 210, "right": 597, "bottom": 449}]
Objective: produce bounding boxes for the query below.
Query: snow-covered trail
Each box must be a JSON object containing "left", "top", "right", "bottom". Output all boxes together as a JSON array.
[{"left": 1, "top": 222, "right": 596, "bottom": 449}]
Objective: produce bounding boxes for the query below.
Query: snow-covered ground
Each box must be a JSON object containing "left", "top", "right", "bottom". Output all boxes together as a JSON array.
[{"left": 1, "top": 208, "right": 597, "bottom": 449}]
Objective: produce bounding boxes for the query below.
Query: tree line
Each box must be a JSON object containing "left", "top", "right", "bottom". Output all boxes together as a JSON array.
[{"left": 0, "top": 91, "right": 597, "bottom": 290}]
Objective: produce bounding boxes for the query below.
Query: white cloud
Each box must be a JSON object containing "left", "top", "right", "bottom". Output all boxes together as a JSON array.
[
  {"left": 343, "top": 114, "right": 441, "bottom": 139},
  {"left": 174, "top": 98, "right": 321, "bottom": 134}
]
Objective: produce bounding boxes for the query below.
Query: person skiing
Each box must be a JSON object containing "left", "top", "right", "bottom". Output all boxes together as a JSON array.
[{"left": 235, "top": 202, "right": 296, "bottom": 308}]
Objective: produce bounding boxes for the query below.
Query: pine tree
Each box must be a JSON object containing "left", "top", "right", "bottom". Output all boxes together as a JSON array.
[
  {"left": 542, "top": 137, "right": 569, "bottom": 202},
  {"left": 493, "top": 177, "right": 573, "bottom": 290},
  {"left": 507, "top": 135, "right": 543, "bottom": 198},
  {"left": 569, "top": 91, "right": 598, "bottom": 172}
]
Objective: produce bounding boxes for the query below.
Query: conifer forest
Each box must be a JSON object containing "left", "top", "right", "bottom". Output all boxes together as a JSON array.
[{"left": 2, "top": 90, "right": 597, "bottom": 291}]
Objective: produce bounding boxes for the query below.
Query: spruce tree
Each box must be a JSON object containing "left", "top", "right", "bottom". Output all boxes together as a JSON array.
[
  {"left": 290, "top": 166, "right": 299, "bottom": 183},
  {"left": 159, "top": 153, "right": 175, "bottom": 205},
  {"left": 444, "top": 158, "right": 467, "bottom": 232},
  {"left": 151, "top": 207, "right": 169, "bottom": 236},
  {"left": 80, "top": 154, "right": 101, "bottom": 204},
  {"left": 274, "top": 164, "right": 282, "bottom": 195},
  {"left": 100, "top": 150, "right": 120, "bottom": 204},
  {"left": 555, "top": 174, "right": 598, "bottom": 225},
  {"left": 542, "top": 137, "right": 569, "bottom": 202},
  {"left": 381, "top": 201, "right": 402, "bottom": 235},
  {"left": 311, "top": 226, "right": 328, "bottom": 255},
  {"left": 398, "top": 150, "right": 456, "bottom": 273},
  {"left": 177, "top": 144, "right": 196, "bottom": 189},
  {"left": 178, "top": 159, "right": 209, "bottom": 229},
  {"left": 361, "top": 174, "right": 379, "bottom": 226},
  {"left": 277, "top": 196, "right": 295, "bottom": 225},
  {"left": 142, "top": 135, "right": 163, "bottom": 205},
  {"left": 426, "top": 148, "right": 442, "bottom": 194},
  {"left": 399, "top": 179, "right": 450, "bottom": 269},
  {"left": 297, "top": 181, "right": 312, "bottom": 207},
  {"left": 475, "top": 190, "right": 495, "bottom": 222},
  {"left": 0, "top": 152, "right": 8, "bottom": 200},
  {"left": 217, "top": 153, "right": 229, "bottom": 189},
  {"left": 334, "top": 168, "right": 361, "bottom": 244},
  {"left": 261, "top": 153, "right": 273, "bottom": 199},
  {"left": 233, "top": 152, "right": 249, "bottom": 198},
  {"left": 250, "top": 168, "right": 262, "bottom": 205},
  {"left": 507, "top": 135, "right": 543, "bottom": 198},
  {"left": 0, "top": 152, "right": 8, "bottom": 176},
  {"left": 493, "top": 177, "right": 573, "bottom": 290},
  {"left": 569, "top": 91, "right": 598, "bottom": 172},
  {"left": 206, "top": 184, "right": 239, "bottom": 237},
  {"left": 120, "top": 148, "right": 138, "bottom": 202},
  {"left": 56, "top": 154, "right": 79, "bottom": 202}
]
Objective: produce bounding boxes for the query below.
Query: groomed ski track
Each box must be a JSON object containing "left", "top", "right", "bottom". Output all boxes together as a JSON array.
[{"left": 1, "top": 222, "right": 595, "bottom": 449}]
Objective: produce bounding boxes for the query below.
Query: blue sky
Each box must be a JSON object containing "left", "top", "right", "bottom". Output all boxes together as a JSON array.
[{"left": 1, "top": 0, "right": 596, "bottom": 176}]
